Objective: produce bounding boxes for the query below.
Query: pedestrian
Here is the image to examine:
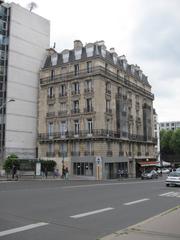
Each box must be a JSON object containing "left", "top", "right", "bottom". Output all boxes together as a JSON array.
[
  {"left": 12, "top": 164, "right": 18, "bottom": 180},
  {"left": 65, "top": 167, "right": 69, "bottom": 180}
]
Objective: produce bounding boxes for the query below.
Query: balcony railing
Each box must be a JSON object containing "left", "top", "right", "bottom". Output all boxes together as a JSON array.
[
  {"left": 84, "top": 88, "right": 94, "bottom": 94},
  {"left": 84, "top": 107, "right": 94, "bottom": 113},
  {"left": 106, "top": 109, "right": 112, "bottom": 114},
  {"left": 71, "top": 109, "right": 80, "bottom": 114},
  {"left": 71, "top": 151, "right": 80, "bottom": 156},
  {"left": 46, "top": 112, "right": 56, "bottom": 118},
  {"left": 58, "top": 152, "right": 68, "bottom": 157},
  {"left": 84, "top": 151, "right": 94, "bottom": 156},
  {"left": 40, "top": 66, "right": 154, "bottom": 100},
  {"left": 38, "top": 129, "right": 157, "bottom": 143},
  {"left": 46, "top": 152, "right": 55, "bottom": 157}
]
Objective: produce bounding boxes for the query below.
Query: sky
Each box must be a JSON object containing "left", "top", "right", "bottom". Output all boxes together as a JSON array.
[{"left": 13, "top": 0, "right": 180, "bottom": 122}]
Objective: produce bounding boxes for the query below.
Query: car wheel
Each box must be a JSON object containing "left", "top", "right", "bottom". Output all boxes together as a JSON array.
[{"left": 166, "top": 184, "right": 169, "bottom": 187}]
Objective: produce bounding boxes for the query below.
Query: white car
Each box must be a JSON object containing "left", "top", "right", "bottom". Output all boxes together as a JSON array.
[
  {"left": 176, "top": 167, "right": 180, "bottom": 172},
  {"left": 166, "top": 171, "right": 180, "bottom": 187}
]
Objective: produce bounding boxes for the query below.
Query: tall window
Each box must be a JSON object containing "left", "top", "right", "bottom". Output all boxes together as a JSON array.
[
  {"left": 87, "top": 118, "right": 93, "bottom": 134},
  {"left": 74, "top": 64, "right": 79, "bottom": 76},
  {"left": 73, "top": 100, "right": 79, "bottom": 113},
  {"left": 60, "top": 102, "right": 66, "bottom": 112},
  {"left": 106, "top": 82, "right": 111, "bottom": 94},
  {"left": 48, "top": 87, "right": 54, "bottom": 98},
  {"left": 59, "top": 84, "right": 66, "bottom": 96},
  {"left": 74, "top": 120, "right": 80, "bottom": 134},
  {"left": 85, "top": 79, "right": 92, "bottom": 90},
  {"left": 60, "top": 121, "right": 67, "bottom": 136},
  {"left": 106, "top": 100, "right": 111, "bottom": 112},
  {"left": 48, "top": 122, "right": 54, "bottom": 136},
  {"left": 60, "top": 143, "right": 67, "bottom": 156},
  {"left": 72, "top": 82, "right": 80, "bottom": 94},
  {"left": 87, "top": 61, "right": 92, "bottom": 73},
  {"left": 50, "top": 69, "right": 55, "bottom": 80},
  {"left": 48, "top": 143, "right": 54, "bottom": 153},
  {"left": 86, "top": 141, "right": 93, "bottom": 154},
  {"left": 86, "top": 98, "right": 92, "bottom": 112}
]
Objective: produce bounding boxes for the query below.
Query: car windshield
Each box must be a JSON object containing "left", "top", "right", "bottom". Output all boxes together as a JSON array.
[{"left": 169, "top": 172, "right": 180, "bottom": 177}]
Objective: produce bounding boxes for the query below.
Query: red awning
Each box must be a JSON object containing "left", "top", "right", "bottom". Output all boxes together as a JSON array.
[{"left": 138, "top": 161, "right": 158, "bottom": 167}]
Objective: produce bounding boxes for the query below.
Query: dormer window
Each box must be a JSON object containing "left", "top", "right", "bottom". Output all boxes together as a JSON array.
[
  {"left": 51, "top": 53, "right": 58, "bottom": 66},
  {"left": 74, "top": 49, "right": 82, "bottom": 60},
  {"left": 101, "top": 46, "right": 106, "bottom": 58},
  {"left": 86, "top": 43, "right": 94, "bottom": 57},
  {"left": 62, "top": 50, "right": 69, "bottom": 63}
]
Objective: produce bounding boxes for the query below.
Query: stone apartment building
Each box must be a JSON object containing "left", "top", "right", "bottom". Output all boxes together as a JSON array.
[{"left": 38, "top": 40, "right": 156, "bottom": 179}]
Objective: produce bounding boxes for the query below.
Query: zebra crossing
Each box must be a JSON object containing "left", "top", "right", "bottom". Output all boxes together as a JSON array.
[{"left": 159, "top": 191, "right": 180, "bottom": 198}]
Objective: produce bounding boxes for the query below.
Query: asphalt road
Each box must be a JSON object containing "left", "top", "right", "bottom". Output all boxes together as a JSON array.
[{"left": 0, "top": 177, "right": 180, "bottom": 240}]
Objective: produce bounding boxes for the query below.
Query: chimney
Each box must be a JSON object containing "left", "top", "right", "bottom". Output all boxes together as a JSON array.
[
  {"left": 110, "top": 48, "right": 115, "bottom": 53},
  {"left": 74, "top": 40, "right": 83, "bottom": 49}
]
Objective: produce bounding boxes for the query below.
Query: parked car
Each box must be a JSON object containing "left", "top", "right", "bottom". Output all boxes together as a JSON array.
[
  {"left": 141, "top": 170, "right": 158, "bottom": 180},
  {"left": 166, "top": 171, "right": 180, "bottom": 187},
  {"left": 176, "top": 167, "right": 180, "bottom": 172},
  {"left": 157, "top": 168, "right": 170, "bottom": 174}
]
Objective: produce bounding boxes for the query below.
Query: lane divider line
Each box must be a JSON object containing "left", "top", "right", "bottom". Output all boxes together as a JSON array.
[
  {"left": 124, "top": 198, "right": 150, "bottom": 206},
  {"left": 70, "top": 207, "right": 114, "bottom": 219},
  {"left": 0, "top": 222, "right": 49, "bottom": 237},
  {"left": 159, "top": 192, "right": 175, "bottom": 196}
]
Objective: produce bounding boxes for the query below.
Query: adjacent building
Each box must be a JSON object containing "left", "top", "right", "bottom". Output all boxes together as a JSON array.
[
  {"left": 38, "top": 40, "right": 156, "bottom": 179},
  {"left": 0, "top": 1, "right": 50, "bottom": 165},
  {"left": 159, "top": 121, "right": 180, "bottom": 131}
]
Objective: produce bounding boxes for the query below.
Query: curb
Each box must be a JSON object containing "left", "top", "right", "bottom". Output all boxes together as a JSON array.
[{"left": 100, "top": 205, "right": 180, "bottom": 240}]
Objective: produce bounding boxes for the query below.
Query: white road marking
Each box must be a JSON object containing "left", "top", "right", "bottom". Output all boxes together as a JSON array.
[
  {"left": 159, "top": 192, "right": 175, "bottom": 196},
  {"left": 124, "top": 198, "right": 150, "bottom": 206},
  {"left": 70, "top": 207, "right": 114, "bottom": 219},
  {"left": 0, "top": 222, "right": 49, "bottom": 237}
]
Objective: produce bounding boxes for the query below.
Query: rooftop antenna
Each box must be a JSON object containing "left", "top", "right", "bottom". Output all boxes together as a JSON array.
[{"left": 27, "top": 2, "right": 38, "bottom": 12}]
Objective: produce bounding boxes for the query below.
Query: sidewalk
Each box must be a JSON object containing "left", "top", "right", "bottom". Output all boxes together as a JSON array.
[{"left": 100, "top": 205, "right": 180, "bottom": 240}]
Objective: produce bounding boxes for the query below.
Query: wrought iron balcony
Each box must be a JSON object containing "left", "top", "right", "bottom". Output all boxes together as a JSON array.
[
  {"left": 84, "top": 107, "right": 94, "bottom": 113},
  {"left": 71, "top": 151, "right": 80, "bottom": 156},
  {"left": 84, "top": 151, "right": 94, "bottom": 156},
  {"left": 71, "top": 109, "right": 80, "bottom": 114},
  {"left": 84, "top": 88, "right": 94, "bottom": 94},
  {"left": 38, "top": 129, "right": 156, "bottom": 143},
  {"left": 46, "top": 112, "right": 56, "bottom": 118},
  {"left": 46, "top": 152, "right": 55, "bottom": 157}
]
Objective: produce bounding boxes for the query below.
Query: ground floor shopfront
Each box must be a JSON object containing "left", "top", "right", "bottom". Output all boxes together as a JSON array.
[{"left": 71, "top": 156, "right": 134, "bottom": 180}]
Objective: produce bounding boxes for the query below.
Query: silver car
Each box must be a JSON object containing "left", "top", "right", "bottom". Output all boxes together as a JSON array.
[{"left": 166, "top": 171, "right": 180, "bottom": 187}]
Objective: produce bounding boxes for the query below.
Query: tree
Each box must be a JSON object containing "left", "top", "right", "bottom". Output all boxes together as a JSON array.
[
  {"left": 170, "top": 128, "right": 180, "bottom": 154},
  {"left": 3, "top": 154, "right": 19, "bottom": 174},
  {"left": 160, "top": 130, "right": 174, "bottom": 154},
  {"left": 40, "top": 160, "right": 56, "bottom": 172}
]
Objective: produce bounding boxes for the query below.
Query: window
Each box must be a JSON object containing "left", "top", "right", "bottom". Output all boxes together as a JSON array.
[
  {"left": 48, "top": 122, "right": 54, "bottom": 136},
  {"left": 60, "top": 121, "right": 67, "bottom": 135},
  {"left": 85, "top": 79, "right": 92, "bottom": 90},
  {"left": 87, "top": 118, "right": 93, "bottom": 134},
  {"left": 74, "top": 120, "right": 80, "bottom": 134},
  {"left": 48, "top": 87, "right": 54, "bottom": 98},
  {"left": 72, "top": 82, "right": 80, "bottom": 94},
  {"left": 106, "top": 100, "right": 111, "bottom": 111},
  {"left": 87, "top": 61, "right": 92, "bottom": 73},
  {"left": 48, "top": 143, "right": 54, "bottom": 153},
  {"left": 86, "top": 98, "right": 92, "bottom": 112},
  {"left": 59, "top": 84, "right": 66, "bottom": 96},
  {"left": 50, "top": 69, "right": 55, "bottom": 80},
  {"left": 73, "top": 100, "right": 79, "bottom": 112},
  {"left": 60, "top": 143, "right": 67, "bottom": 156},
  {"left": 74, "top": 64, "right": 79, "bottom": 76},
  {"left": 106, "top": 82, "right": 111, "bottom": 94},
  {"left": 60, "top": 102, "right": 66, "bottom": 112}
]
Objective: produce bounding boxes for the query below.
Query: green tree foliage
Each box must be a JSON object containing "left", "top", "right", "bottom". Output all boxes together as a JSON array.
[
  {"left": 3, "top": 154, "right": 20, "bottom": 173},
  {"left": 160, "top": 130, "right": 174, "bottom": 154},
  {"left": 170, "top": 129, "right": 180, "bottom": 154},
  {"left": 40, "top": 160, "right": 56, "bottom": 172}
]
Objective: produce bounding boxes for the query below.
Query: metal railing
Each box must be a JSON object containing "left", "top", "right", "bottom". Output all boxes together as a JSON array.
[{"left": 38, "top": 129, "right": 157, "bottom": 143}]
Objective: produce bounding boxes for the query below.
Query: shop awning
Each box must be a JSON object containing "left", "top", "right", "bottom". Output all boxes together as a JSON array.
[{"left": 138, "top": 161, "right": 159, "bottom": 167}]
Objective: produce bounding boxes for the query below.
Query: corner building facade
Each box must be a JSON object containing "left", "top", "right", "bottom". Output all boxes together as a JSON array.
[{"left": 38, "top": 40, "right": 156, "bottom": 179}]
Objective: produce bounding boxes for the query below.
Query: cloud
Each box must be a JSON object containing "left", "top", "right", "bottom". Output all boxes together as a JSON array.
[{"left": 130, "top": 0, "right": 180, "bottom": 121}]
